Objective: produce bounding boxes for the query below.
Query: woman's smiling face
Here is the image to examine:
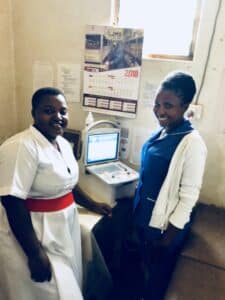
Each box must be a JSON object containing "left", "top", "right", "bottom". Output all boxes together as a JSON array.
[
  {"left": 32, "top": 94, "right": 68, "bottom": 142},
  {"left": 153, "top": 89, "right": 188, "bottom": 132}
]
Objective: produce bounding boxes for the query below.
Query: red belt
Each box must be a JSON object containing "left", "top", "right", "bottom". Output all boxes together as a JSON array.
[{"left": 26, "top": 192, "right": 74, "bottom": 212}]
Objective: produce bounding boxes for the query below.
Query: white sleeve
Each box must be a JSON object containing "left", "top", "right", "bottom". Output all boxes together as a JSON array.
[
  {"left": 0, "top": 138, "right": 38, "bottom": 199},
  {"left": 169, "top": 135, "right": 207, "bottom": 228}
]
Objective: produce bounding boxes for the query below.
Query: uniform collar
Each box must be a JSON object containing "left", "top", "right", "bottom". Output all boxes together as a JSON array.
[
  {"left": 29, "top": 125, "right": 61, "bottom": 146},
  {"left": 159, "top": 118, "right": 194, "bottom": 137}
]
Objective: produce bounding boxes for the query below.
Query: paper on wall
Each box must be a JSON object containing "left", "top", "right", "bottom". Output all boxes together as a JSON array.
[
  {"left": 83, "top": 25, "right": 144, "bottom": 117},
  {"left": 57, "top": 63, "right": 81, "bottom": 102},
  {"left": 140, "top": 81, "right": 158, "bottom": 108},
  {"left": 129, "top": 127, "right": 152, "bottom": 165}
]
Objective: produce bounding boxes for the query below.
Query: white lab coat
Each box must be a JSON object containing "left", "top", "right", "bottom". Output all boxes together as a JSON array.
[
  {"left": 149, "top": 130, "right": 207, "bottom": 230},
  {"left": 0, "top": 126, "right": 83, "bottom": 300}
]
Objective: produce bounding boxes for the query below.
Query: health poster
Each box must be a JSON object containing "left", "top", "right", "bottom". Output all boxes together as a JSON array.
[{"left": 83, "top": 25, "right": 144, "bottom": 118}]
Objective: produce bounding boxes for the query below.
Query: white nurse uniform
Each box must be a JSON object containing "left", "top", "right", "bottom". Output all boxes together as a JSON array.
[{"left": 0, "top": 126, "right": 83, "bottom": 300}]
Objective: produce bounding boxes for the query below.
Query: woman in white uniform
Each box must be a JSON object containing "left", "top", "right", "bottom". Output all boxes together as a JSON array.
[{"left": 0, "top": 87, "right": 111, "bottom": 300}]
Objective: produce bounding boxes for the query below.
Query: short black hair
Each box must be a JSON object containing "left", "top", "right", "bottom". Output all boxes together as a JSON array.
[
  {"left": 31, "top": 87, "right": 65, "bottom": 112},
  {"left": 160, "top": 71, "right": 196, "bottom": 104}
]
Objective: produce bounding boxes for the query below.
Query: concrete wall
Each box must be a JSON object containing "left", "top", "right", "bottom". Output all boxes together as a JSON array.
[{"left": 1, "top": 0, "right": 225, "bottom": 207}]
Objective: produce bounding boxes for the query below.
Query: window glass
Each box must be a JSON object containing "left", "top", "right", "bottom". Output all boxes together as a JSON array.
[{"left": 116, "top": 0, "right": 201, "bottom": 59}]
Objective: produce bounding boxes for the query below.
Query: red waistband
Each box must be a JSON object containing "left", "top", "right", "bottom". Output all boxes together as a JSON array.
[{"left": 26, "top": 192, "right": 74, "bottom": 212}]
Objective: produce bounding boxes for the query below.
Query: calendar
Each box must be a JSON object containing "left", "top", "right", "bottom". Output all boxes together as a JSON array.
[{"left": 83, "top": 25, "right": 144, "bottom": 118}]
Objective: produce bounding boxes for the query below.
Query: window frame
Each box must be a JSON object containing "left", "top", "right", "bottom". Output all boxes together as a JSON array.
[{"left": 112, "top": 0, "right": 202, "bottom": 61}]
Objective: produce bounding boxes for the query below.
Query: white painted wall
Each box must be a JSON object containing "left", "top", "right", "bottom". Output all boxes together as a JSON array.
[{"left": 0, "top": 0, "right": 224, "bottom": 207}]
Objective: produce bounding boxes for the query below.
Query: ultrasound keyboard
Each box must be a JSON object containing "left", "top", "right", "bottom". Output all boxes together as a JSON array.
[{"left": 86, "top": 161, "right": 139, "bottom": 185}]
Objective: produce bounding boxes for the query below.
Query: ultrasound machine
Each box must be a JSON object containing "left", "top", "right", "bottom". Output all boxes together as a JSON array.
[{"left": 78, "top": 120, "right": 139, "bottom": 206}]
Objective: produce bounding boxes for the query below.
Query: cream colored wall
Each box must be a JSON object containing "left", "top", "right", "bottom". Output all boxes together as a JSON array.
[
  {"left": 2, "top": 0, "right": 225, "bottom": 207},
  {"left": 12, "top": 0, "right": 112, "bottom": 131},
  {"left": 194, "top": 1, "right": 225, "bottom": 207},
  {"left": 0, "top": 0, "right": 17, "bottom": 143}
]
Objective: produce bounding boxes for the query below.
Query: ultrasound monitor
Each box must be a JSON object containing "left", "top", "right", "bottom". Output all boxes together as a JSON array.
[{"left": 84, "top": 128, "right": 120, "bottom": 166}]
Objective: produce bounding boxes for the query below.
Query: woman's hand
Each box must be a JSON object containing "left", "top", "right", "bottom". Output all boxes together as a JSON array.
[
  {"left": 73, "top": 185, "right": 112, "bottom": 216},
  {"left": 28, "top": 245, "right": 52, "bottom": 282},
  {"left": 150, "top": 223, "right": 180, "bottom": 263},
  {"left": 92, "top": 202, "right": 112, "bottom": 216}
]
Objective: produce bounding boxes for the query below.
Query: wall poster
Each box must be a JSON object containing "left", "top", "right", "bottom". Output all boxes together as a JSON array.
[{"left": 83, "top": 25, "right": 144, "bottom": 118}]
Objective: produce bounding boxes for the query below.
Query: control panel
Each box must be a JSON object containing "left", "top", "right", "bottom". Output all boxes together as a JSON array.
[{"left": 86, "top": 161, "right": 139, "bottom": 185}]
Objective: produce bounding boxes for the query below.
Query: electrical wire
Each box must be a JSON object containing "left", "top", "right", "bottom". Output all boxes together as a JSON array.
[{"left": 194, "top": 0, "right": 223, "bottom": 104}]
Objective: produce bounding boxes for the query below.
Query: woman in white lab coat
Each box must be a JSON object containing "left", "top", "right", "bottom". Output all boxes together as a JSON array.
[{"left": 0, "top": 87, "right": 111, "bottom": 300}]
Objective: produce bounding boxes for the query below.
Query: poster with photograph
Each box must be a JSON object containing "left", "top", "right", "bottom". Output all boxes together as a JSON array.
[{"left": 83, "top": 25, "right": 144, "bottom": 118}]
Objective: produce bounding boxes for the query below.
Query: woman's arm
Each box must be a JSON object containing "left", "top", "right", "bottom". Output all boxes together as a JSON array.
[
  {"left": 1, "top": 195, "right": 52, "bottom": 282},
  {"left": 169, "top": 135, "right": 207, "bottom": 228},
  {"left": 73, "top": 185, "right": 112, "bottom": 216}
]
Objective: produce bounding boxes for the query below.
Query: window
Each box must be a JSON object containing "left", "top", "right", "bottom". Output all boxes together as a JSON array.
[{"left": 114, "top": 0, "right": 202, "bottom": 60}]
